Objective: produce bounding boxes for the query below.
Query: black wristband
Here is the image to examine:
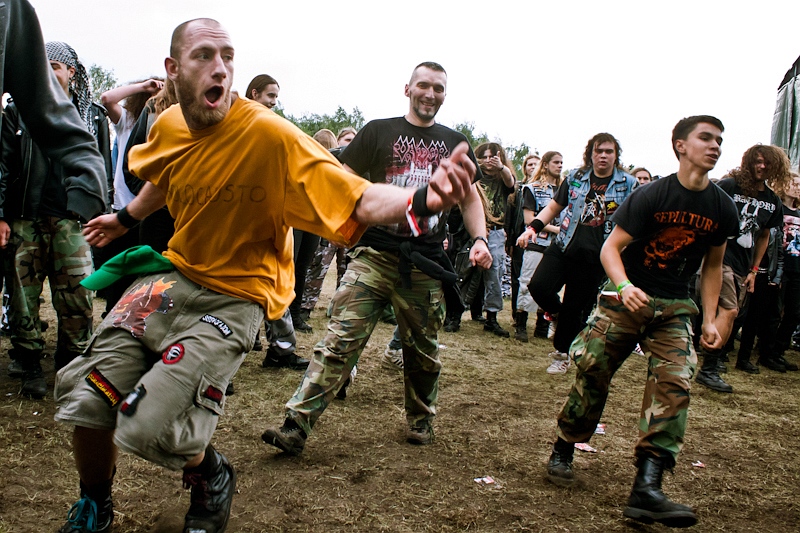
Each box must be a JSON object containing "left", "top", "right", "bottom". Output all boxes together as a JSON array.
[
  {"left": 412, "top": 185, "right": 436, "bottom": 217},
  {"left": 116, "top": 206, "right": 140, "bottom": 229},
  {"left": 529, "top": 219, "right": 545, "bottom": 233}
]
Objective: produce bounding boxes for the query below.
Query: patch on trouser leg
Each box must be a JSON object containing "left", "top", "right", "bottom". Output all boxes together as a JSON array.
[
  {"left": 85, "top": 368, "right": 123, "bottom": 408},
  {"left": 110, "top": 278, "right": 176, "bottom": 338}
]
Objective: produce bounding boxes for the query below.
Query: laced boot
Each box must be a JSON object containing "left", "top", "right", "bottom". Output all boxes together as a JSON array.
[
  {"left": 58, "top": 478, "right": 114, "bottom": 533},
  {"left": 514, "top": 311, "right": 529, "bottom": 342},
  {"left": 623, "top": 456, "right": 697, "bottom": 528},
  {"left": 261, "top": 418, "right": 307, "bottom": 456},
  {"left": 546, "top": 438, "right": 575, "bottom": 487},
  {"left": 182, "top": 445, "right": 236, "bottom": 533}
]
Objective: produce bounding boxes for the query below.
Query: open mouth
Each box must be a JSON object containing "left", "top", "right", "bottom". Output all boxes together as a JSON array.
[{"left": 205, "top": 86, "right": 223, "bottom": 105}]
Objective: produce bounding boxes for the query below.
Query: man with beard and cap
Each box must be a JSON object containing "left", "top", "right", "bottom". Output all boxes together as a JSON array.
[
  {"left": 1, "top": 40, "right": 110, "bottom": 399},
  {"left": 52, "top": 19, "right": 478, "bottom": 533}
]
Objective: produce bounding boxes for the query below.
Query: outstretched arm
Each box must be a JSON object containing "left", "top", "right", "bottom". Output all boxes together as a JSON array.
[
  {"left": 351, "top": 142, "right": 476, "bottom": 225},
  {"left": 83, "top": 182, "right": 166, "bottom": 247}
]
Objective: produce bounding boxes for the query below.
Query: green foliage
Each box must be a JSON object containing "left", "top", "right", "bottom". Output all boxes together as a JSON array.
[
  {"left": 453, "top": 121, "right": 489, "bottom": 148},
  {"left": 453, "top": 121, "right": 537, "bottom": 180},
  {"left": 283, "top": 106, "right": 365, "bottom": 137},
  {"left": 281, "top": 107, "right": 536, "bottom": 180},
  {"left": 89, "top": 64, "right": 117, "bottom": 103}
]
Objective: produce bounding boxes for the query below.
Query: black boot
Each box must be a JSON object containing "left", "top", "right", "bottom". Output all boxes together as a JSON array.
[
  {"left": 262, "top": 348, "right": 310, "bottom": 370},
  {"left": 696, "top": 350, "right": 732, "bottom": 393},
  {"left": 484, "top": 311, "right": 510, "bottom": 338},
  {"left": 183, "top": 445, "right": 236, "bottom": 533},
  {"left": 623, "top": 456, "right": 697, "bottom": 528},
  {"left": 533, "top": 310, "right": 549, "bottom": 339},
  {"left": 514, "top": 311, "right": 529, "bottom": 342},
  {"left": 546, "top": 438, "right": 575, "bottom": 487},
  {"left": 20, "top": 354, "right": 47, "bottom": 399},
  {"left": 58, "top": 478, "right": 114, "bottom": 533}
]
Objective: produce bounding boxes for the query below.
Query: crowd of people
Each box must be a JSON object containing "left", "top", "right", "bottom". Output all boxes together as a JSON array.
[{"left": 2, "top": 3, "right": 799, "bottom": 531}]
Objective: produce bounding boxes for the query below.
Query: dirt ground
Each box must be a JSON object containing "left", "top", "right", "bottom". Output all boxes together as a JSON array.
[{"left": 0, "top": 277, "right": 798, "bottom": 533}]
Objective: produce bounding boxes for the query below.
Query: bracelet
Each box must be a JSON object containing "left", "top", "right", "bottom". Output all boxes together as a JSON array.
[
  {"left": 473, "top": 236, "right": 489, "bottom": 247},
  {"left": 750, "top": 265, "right": 759, "bottom": 273},
  {"left": 116, "top": 206, "right": 140, "bottom": 229},
  {"left": 406, "top": 195, "right": 422, "bottom": 237},
  {"left": 412, "top": 185, "right": 436, "bottom": 217},
  {"left": 529, "top": 219, "right": 545, "bottom": 233},
  {"left": 616, "top": 280, "right": 633, "bottom": 296}
]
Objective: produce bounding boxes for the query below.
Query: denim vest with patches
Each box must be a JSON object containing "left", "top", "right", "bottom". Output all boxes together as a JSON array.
[{"left": 554, "top": 167, "right": 637, "bottom": 252}]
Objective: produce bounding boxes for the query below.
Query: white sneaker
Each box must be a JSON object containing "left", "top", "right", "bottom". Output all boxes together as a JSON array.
[
  {"left": 546, "top": 351, "right": 571, "bottom": 374},
  {"left": 349, "top": 365, "right": 358, "bottom": 383},
  {"left": 633, "top": 344, "right": 646, "bottom": 357},
  {"left": 382, "top": 347, "right": 403, "bottom": 371},
  {"left": 547, "top": 321, "right": 557, "bottom": 340}
]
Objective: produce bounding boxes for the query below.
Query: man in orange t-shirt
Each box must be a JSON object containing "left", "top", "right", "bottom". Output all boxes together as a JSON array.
[{"left": 52, "top": 18, "right": 478, "bottom": 533}]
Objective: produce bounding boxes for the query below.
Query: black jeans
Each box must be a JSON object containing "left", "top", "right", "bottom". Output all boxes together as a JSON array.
[
  {"left": 290, "top": 229, "right": 321, "bottom": 320},
  {"left": 776, "top": 270, "right": 800, "bottom": 353},
  {"left": 529, "top": 244, "right": 605, "bottom": 353}
]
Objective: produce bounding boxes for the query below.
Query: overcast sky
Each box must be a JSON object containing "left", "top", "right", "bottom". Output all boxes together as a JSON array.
[{"left": 34, "top": 0, "right": 800, "bottom": 179}]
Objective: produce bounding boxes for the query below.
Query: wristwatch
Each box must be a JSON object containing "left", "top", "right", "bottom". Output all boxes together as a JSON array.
[{"left": 473, "top": 236, "right": 489, "bottom": 246}]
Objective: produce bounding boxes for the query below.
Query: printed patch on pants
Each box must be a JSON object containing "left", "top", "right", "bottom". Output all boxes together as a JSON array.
[
  {"left": 120, "top": 384, "right": 147, "bottom": 417},
  {"left": 199, "top": 314, "right": 232, "bottom": 337},
  {"left": 203, "top": 385, "right": 224, "bottom": 405},
  {"left": 111, "top": 278, "right": 176, "bottom": 338},
  {"left": 85, "top": 368, "right": 122, "bottom": 408},
  {"left": 162, "top": 343, "right": 185, "bottom": 365}
]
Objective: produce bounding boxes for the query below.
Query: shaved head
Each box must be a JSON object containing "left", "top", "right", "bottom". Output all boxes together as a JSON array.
[{"left": 170, "top": 18, "right": 222, "bottom": 58}]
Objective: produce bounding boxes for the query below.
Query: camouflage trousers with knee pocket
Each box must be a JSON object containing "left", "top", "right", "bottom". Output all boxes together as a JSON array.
[
  {"left": 557, "top": 289, "right": 698, "bottom": 466},
  {"left": 8, "top": 217, "right": 93, "bottom": 356},
  {"left": 286, "top": 246, "right": 444, "bottom": 435}
]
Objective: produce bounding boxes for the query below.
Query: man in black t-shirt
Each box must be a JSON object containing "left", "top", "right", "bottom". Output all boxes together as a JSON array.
[
  {"left": 695, "top": 144, "right": 789, "bottom": 392},
  {"left": 545, "top": 116, "right": 738, "bottom": 528},
  {"left": 263, "top": 62, "right": 492, "bottom": 455}
]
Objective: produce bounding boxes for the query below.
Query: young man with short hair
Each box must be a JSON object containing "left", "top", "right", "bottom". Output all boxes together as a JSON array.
[
  {"left": 54, "top": 20, "right": 477, "bottom": 533},
  {"left": 545, "top": 116, "right": 739, "bottom": 528}
]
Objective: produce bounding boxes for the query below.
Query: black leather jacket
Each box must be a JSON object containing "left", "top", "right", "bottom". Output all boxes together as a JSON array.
[
  {"left": 1, "top": 101, "right": 111, "bottom": 221},
  {"left": 0, "top": 0, "right": 107, "bottom": 222}
]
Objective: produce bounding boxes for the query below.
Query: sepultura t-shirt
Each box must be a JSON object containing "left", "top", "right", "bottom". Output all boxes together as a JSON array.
[{"left": 611, "top": 174, "right": 739, "bottom": 299}]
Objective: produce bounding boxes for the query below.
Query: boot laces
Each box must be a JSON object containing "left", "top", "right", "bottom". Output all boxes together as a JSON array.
[{"left": 65, "top": 497, "right": 99, "bottom": 531}]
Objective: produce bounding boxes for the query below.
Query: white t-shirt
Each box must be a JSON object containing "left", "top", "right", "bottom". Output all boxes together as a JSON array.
[{"left": 112, "top": 107, "right": 137, "bottom": 210}]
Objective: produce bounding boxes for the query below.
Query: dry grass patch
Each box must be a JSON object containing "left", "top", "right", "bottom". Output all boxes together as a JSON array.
[{"left": 0, "top": 281, "right": 798, "bottom": 532}]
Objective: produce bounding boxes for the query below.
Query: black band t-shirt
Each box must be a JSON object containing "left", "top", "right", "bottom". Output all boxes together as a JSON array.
[
  {"left": 339, "top": 117, "right": 482, "bottom": 247},
  {"left": 612, "top": 174, "right": 739, "bottom": 299}
]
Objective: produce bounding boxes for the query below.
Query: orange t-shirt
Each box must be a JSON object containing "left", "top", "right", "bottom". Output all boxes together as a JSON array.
[{"left": 128, "top": 98, "right": 369, "bottom": 319}]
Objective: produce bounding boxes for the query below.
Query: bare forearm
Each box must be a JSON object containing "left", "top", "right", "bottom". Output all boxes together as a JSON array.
[
  {"left": 127, "top": 182, "right": 167, "bottom": 221},
  {"left": 351, "top": 184, "right": 408, "bottom": 226},
  {"left": 460, "top": 185, "right": 487, "bottom": 239},
  {"left": 699, "top": 260, "right": 723, "bottom": 325}
]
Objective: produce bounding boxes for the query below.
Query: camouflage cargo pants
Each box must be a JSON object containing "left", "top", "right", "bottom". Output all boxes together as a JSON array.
[
  {"left": 557, "top": 288, "right": 698, "bottom": 465},
  {"left": 286, "top": 246, "right": 444, "bottom": 435},
  {"left": 8, "top": 217, "right": 93, "bottom": 356}
]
